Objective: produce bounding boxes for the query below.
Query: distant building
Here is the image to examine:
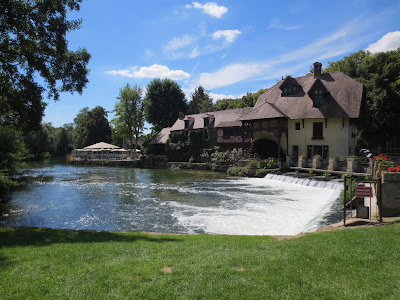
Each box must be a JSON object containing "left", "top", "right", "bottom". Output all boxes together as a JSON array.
[{"left": 154, "top": 62, "right": 366, "bottom": 161}]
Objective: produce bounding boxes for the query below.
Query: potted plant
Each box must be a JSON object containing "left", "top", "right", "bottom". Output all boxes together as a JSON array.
[
  {"left": 312, "top": 154, "right": 322, "bottom": 169},
  {"left": 328, "top": 154, "right": 338, "bottom": 171},
  {"left": 298, "top": 154, "right": 307, "bottom": 168}
]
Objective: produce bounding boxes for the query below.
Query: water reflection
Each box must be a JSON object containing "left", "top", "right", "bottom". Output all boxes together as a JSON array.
[{"left": 0, "top": 164, "right": 342, "bottom": 235}]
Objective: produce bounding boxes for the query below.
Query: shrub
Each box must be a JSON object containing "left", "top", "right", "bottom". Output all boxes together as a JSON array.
[
  {"left": 255, "top": 169, "right": 269, "bottom": 178},
  {"left": 258, "top": 157, "right": 279, "bottom": 169},
  {"left": 246, "top": 160, "right": 259, "bottom": 169},
  {"left": 0, "top": 175, "right": 18, "bottom": 194},
  {"left": 211, "top": 151, "right": 230, "bottom": 166}
]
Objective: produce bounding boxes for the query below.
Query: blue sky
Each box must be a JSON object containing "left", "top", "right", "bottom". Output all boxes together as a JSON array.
[{"left": 43, "top": 0, "right": 400, "bottom": 130}]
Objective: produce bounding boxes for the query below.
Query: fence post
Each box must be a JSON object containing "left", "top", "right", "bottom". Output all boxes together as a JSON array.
[
  {"left": 377, "top": 176, "right": 383, "bottom": 222},
  {"left": 343, "top": 175, "right": 347, "bottom": 227}
]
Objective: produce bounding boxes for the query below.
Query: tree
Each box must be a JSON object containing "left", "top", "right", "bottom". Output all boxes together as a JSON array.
[
  {"left": 145, "top": 78, "right": 187, "bottom": 131},
  {"left": 187, "top": 86, "right": 213, "bottom": 114},
  {"left": 112, "top": 84, "right": 145, "bottom": 157},
  {"left": 324, "top": 49, "right": 400, "bottom": 147},
  {"left": 0, "top": 0, "right": 90, "bottom": 185},
  {"left": 0, "top": 0, "right": 91, "bottom": 132},
  {"left": 73, "top": 106, "right": 111, "bottom": 148},
  {"left": 24, "top": 123, "right": 57, "bottom": 159}
]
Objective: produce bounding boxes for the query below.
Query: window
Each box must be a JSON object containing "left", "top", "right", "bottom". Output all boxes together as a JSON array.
[
  {"left": 314, "top": 89, "right": 324, "bottom": 107},
  {"left": 282, "top": 84, "right": 298, "bottom": 95},
  {"left": 292, "top": 145, "right": 299, "bottom": 158},
  {"left": 223, "top": 127, "right": 241, "bottom": 137},
  {"left": 184, "top": 120, "right": 190, "bottom": 129},
  {"left": 307, "top": 145, "right": 329, "bottom": 159},
  {"left": 295, "top": 122, "right": 300, "bottom": 130},
  {"left": 204, "top": 118, "right": 209, "bottom": 127},
  {"left": 312, "top": 122, "right": 323, "bottom": 139}
]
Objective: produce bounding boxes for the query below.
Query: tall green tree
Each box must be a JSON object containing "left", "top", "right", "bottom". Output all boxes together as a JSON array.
[
  {"left": 0, "top": 0, "right": 90, "bottom": 186},
  {"left": 187, "top": 86, "right": 213, "bottom": 114},
  {"left": 324, "top": 49, "right": 400, "bottom": 147},
  {"left": 0, "top": 0, "right": 90, "bottom": 132},
  {"left": 73, "top": 106, "right": 111, "bottom": 148},
  {"left": 24, "top": 123, "right": 57, "bottom": 159},
  {"left": 145, "top": 78, "right": 187, "bottom": 131},
  {"left": 112, "top": 84, "right": 145, "bottom": 156}
]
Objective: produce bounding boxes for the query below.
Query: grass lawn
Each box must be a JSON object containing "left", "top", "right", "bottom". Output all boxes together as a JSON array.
[{"left": 1, "top": 224, "right": 400, "bottom": 299}]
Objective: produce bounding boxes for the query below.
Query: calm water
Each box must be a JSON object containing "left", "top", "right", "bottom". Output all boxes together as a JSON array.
[{"left": 0, "top": 163, "right": 343, "bottom": 235}]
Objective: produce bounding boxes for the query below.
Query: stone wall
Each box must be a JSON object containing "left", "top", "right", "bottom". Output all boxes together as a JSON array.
[{"left": 381, "top": 172, "right": 400, "bottom": 217}]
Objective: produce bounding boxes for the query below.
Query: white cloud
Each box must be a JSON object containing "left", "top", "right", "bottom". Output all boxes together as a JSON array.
[
  {"left": 107, "top": 69, "right": 134, "bottom": 78},
  {"left": 268, "top": 19, "right": 300, "bottom": 31},
  {"left": 189, "top": 46, "right": 200, "bottom": 58},
  {"left": 189, "top": 2, "right": 228, "bottom": 18},
  {"left": 198, "top": 63, "right": 271, "bottom": 89},
  {"left": 209, "top": 92, "right": 235, "bottom": 102},
  {"left": 164, "top": 34, "right": 197, "bottom": 52},
  {"left": 366, "top": 31, "right": 400, "bottom": 53},
  {"left": 212, "top": 30, "right": 242, "bottom": 43},
  {"left": 107, "top": 64, "right": 190, "bottom": 80}
]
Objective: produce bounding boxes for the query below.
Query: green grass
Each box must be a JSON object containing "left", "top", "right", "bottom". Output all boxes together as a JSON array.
[{"left": 1, "top": 224, "right": 400, "bottom": 299}]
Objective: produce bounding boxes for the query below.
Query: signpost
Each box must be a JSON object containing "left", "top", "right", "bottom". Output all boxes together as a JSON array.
[{"left": 356, "top": 187, "right": 372, "bottom": 197}]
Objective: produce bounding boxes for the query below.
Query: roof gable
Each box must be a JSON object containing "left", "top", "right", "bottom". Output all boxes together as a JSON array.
[{"left": 254, "top": 71, "right": 364, "bottom": 119}]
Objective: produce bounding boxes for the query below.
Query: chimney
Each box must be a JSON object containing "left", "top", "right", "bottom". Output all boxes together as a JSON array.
[
  {"left": 179, "top": 112, "right": 185, "bottom": 120},
  {"left": 313, "top": 62, "right": 322, "bottom": 78}
]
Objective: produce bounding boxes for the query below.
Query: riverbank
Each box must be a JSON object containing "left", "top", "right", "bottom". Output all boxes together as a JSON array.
[{"left": 1, "top": 223, "right": 399, "bottom": 299}]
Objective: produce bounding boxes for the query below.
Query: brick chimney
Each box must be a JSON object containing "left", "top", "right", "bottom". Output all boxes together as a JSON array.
[{"left": 313, "top": 62, "right": 322, "bottom": 78}]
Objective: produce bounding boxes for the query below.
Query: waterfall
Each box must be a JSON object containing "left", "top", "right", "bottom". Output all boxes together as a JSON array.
[{"left": 265, "top": 173, "right": 343, "bottom": 191}]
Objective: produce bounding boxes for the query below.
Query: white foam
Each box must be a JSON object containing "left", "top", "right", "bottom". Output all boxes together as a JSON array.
[{"left": 170, "top": 174, "right": 342, "bottom": 236}]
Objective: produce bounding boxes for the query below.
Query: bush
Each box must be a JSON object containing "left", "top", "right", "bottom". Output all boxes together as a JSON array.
[
  {"left": 255, "top": 169, "right": 269, "bottom": 178},
  {"left": 258, "top": 157, "right": 279, "bottom": 169},
  {"left": 0, "top": 175, "right": 18, "bottom": 194},
  {"left": 246, "top": 160, "right": 259, "bottom": 169},
  {"left": 211, "top": 151, "right": 230, "bottom": 166}
]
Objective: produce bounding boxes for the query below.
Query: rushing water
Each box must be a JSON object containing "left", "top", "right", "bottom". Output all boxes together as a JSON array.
[{"left": 0, "top": 163, "right": 343, "bottom": 235}]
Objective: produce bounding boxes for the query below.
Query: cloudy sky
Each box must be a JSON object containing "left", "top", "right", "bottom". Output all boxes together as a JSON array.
[{"left": 43, "top": 0, "right": 400, "bottom": 128}]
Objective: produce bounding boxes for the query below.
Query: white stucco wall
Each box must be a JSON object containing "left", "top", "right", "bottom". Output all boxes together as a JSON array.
[{"left": 287, "top": 118, "right": 357, "bottom": 160}]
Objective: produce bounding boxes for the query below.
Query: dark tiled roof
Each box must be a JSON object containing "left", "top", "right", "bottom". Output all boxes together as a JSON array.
[
  {"left": 247, "top": 72, "right": 364, "bottom": 120},
  {"left": 169, "top": 107, "right": 253, "bottom": 131}
]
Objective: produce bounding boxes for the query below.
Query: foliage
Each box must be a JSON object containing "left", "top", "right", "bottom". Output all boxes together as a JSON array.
[
  {"left": 229, "top": 148, "right": 243, "bottom": 165},
  {"left": 24, "top": 123, "right": 57, "bottom": 160},
  {"left": 187, "top": 86, "right": 213, "bottom": 114},
  {"left": 0, "top": 126, "right": 31, "bottom": 176},
  {"left": 324, "top": 49, "right": 400, "bottom": 147},
  {"left": 0, "top": 174, "right": 18, "bottom": 194},
  {"left": 258, "top": 157, "right": 279, "bottom": 169},
  {"left": 323, "top": 172, "right": 331, "bottom": 179},
  {"left": 0, "top": 0, "right": 90, "bottom": 177},
  {"left": 212, "top": 88, "right": 267, "bottom": 111},
  {"left": 140, "top": 129, "right": 160, "bottom": 155},
  {"left": 112, "top": 84, "right": 145, "bottom": 156},
  {"left": 145, "top": 78, "right": 187, "bottom": 131},
  {"left": 0, "top": 0, "right": 90, "bottom": 133},
  {"left": 373, "top": 154, "right": 391, "bottom": 161},
  {"left": 211, "top": 151, "right": 230, "bottom": 166},
  {"left": 73, "top": 106, "right": 111, "bottom": 148}
]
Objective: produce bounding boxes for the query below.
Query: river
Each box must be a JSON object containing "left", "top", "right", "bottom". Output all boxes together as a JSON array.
[{"left": 0, "top": 162, "right": 343, "bottom": 235}]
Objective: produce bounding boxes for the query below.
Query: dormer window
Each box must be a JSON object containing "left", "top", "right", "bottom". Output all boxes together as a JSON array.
[
  {"left": 314, "top": 89, "right": 324, "bottom": 107},
  {"left": 202, "top": 114, "right": 215, "bottom": 128},
  {"left": 308, "top": 78, "right": 330, "bottom": 108},
  {"left": 185, "top": 117, "right": 194, "bottom": 129},
  {"left": 283, "top": 84, "right": 298, "bottom": 95},
  {"left": 279, "top": 76, "right": 301, "bottom": 96}
]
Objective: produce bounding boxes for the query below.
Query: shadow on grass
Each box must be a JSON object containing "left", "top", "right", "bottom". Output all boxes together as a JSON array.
[{"left": 0, "top": 227, "right": 182, "bottom": 247}]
